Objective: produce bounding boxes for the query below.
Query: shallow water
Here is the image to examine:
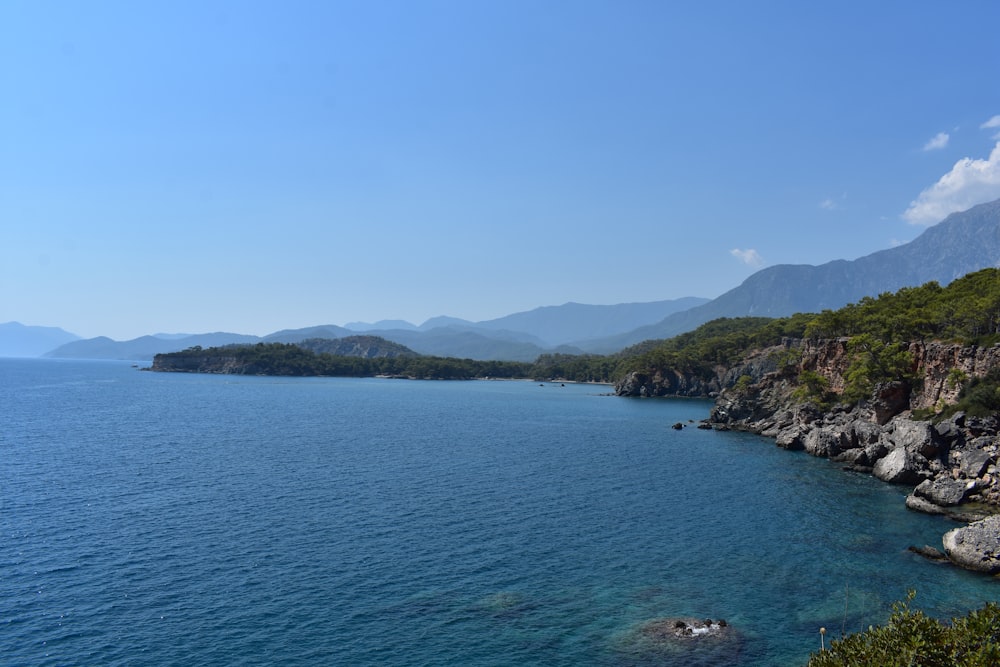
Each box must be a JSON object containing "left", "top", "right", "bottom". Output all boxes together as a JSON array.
[{"left": 2, "top": 359, "right": 996, "bottom": 665}]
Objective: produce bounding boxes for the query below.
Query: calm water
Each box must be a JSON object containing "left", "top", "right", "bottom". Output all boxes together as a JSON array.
[{"left": 2, "top": 359, "right": 997, "bottom": 666}]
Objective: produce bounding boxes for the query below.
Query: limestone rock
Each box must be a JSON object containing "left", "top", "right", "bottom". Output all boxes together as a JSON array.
[
  {"left": 914, "top": 477, "right": 968, "bottom": 507},
  {"left": 832, "top": 447, "right": 870, "bottom": 466},
  {"left": 960, "top": 449, "right": 994, "bottom": 479},
  {"left": 872, "top": 381, "right": 911, "bottom": 425},
  {"left": 873, "top": 448, "right": 926, "bottom": 485},
  {"left": 908, "top": 544, "right": 949, "bottom": 561},
  {"left": 906, "top": 494, "right": 948, "bottom": 515},
  {"left": 804, "top": 427, "right": 850, "bottom": 458},
  {"left": 848, "top": 419, "right": 883, "bottom": 446},
  {"left": 935, "top": 420, "right": 964, "bottom": 446},
  {"left": 888, "top": 419, "right": 940, "bottom": 459},
  {"left": 943, "top": 515, "right": 1000, "bottom": 574},
  {"left": 775, "top": 425, "right": 806, "bottom": 451}
]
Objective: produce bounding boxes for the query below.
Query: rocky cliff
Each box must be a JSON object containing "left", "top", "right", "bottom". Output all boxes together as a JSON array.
[{"left": 616, "top": 338, "right": 1000, "bottom": 574}]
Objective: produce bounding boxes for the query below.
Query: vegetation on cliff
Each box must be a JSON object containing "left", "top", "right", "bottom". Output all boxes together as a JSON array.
[{"left": 620, "top": 268, "right": 1000, "bottom": 409}]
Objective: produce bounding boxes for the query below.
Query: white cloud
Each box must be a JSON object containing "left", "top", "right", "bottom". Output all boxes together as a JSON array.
[
  {"left": 730, "top": 248, "right": 764, "bottom": 267},
  {"left": 981, "top": 115, "right": 1000, "bottom": 129},
  {"left": 819, "top": 193, "right": 847, "bottom": 210},
  {"left": 903, "top": 142, "right": 1000, "bottom": 225},
  {"left": 922, "top": 132, "right": 950, "bottom": 151}
]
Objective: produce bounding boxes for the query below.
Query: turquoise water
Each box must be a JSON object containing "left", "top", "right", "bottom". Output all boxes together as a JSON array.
[{"left": 2, "top": 359, "right": 997, "bottom": 665}]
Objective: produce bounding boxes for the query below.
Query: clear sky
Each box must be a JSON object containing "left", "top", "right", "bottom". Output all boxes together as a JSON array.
[{"left": 3, "top": 1, "right": 1000, "bottom": 340}]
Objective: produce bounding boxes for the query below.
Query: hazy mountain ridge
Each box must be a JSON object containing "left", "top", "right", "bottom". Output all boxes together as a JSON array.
[
  {"left": 35, "top": 299, "right": 702, "bottom": 361},
  {"left": 0, "top": 322, "right": 81, "bottom": 357},
  {"left": 575, "top": 198, "right": 1000, "bottom": 352},
  {"left": 21, "top": 199, "right": 1000, "bottom": 361},
  {"left": 45, "top": 332, "right": 263, "bottom": 361}
]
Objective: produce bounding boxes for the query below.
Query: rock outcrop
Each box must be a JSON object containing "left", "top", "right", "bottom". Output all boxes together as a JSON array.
[
  {"left": 616, "top": 337, "right": 1000, "bottom": 574},
  {"left": 943, "top": 515, "right": 1000, "bottom": 574},
  {"left": 617, "top": 617, "right": 743, "bottom": 664}
]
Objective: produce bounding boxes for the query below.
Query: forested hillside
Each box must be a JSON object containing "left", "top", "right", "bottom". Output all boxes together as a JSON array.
[{"left": 153, "top": 268, "right": 1000, "bottom": 409}]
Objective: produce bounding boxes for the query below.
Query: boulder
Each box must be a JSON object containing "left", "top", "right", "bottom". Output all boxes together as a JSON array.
[
  {"left": 943, "top": 515, "right": 1000, "bottom": 574},
  {"left": 864, "top": 441, "right": 890, "bottom": 465},
  {"left": 889, "top": 419, "right": 940, "bottom": 459},
  {"left": 873, "top": 448, "right": 926, "bottom": 485},
  {"left": 935, "top": 420, "right": 964, "bottom": 446},
  {"left": 848, "top": 419, "right": 883, "bottom": 446},
  {"left": 913, "top": 477, "right": 969, "bottom": 507},
  {"left": 804, "top": 427, "right": 850, "bottom": 458},
  {"left": 906, "top": 494, "right": 948, "bottom": 515},
  {"left": 831, "top": 447, "right": 870, "bottom": 466},
  {"left": 872, "top": 381, "right": 910, "bottom": 425},
  {"left": 775, "top": 425, "right": 806, "bottom": 451},
  {"left": 960, "top": 449, "right": 994, "bottom": 479}
]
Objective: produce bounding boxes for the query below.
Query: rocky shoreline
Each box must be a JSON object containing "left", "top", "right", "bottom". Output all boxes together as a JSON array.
[{"left": 616, "top": 338, "right": 1000, "bottom": 575}]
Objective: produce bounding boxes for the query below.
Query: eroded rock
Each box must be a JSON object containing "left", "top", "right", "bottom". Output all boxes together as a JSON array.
[
  {"left": 942, "top": 515, "right": 1000, "bottom": 574},
  {"left": 873, "top": 448, "right": 927, "bottom": 486},
  {"left": 914, "top": 477, "right": 970, "bottom": 507}
]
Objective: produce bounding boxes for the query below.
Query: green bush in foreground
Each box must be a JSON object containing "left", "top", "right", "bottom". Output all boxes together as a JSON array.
[{"left": 807, "top": 593, "right": 1000, "bottom": 667}]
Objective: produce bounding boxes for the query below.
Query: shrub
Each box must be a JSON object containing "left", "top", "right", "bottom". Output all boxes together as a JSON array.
[{"left": 807, "top": 592, "right": 1000, "bottom": 667}]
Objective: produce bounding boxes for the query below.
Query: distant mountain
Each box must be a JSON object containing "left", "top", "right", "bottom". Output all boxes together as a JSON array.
[
  {"left": 418, "top": 316, "right": 475, "bottom": 330},
  {"left": 579, "top": 198, "right": 1000, "bottom": 352},
  {"left": 476, "top": 297, "right": 710, "bottom": 346},
  {"left": 0, "top": 322, "right": 80, "bottom": 357},
  {"left": 366, "top": 327, "right": 562, "bottom": 362},
  {"left": 46, "top": 332, "right": 261, "bottom": 361},
  {"left": 344, "top": 319, "right": 419, "bottom": 332},
  {"left": 263, "top": 325, "right": 352, "bottom": 343}
]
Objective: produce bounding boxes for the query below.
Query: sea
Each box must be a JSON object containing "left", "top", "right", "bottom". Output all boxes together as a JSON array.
[{"left": 2, "top": 358, "right": 998, "bottom": 666}]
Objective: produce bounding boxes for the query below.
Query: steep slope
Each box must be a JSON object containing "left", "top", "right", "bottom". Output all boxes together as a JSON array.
[
  {"left": 298, "top": 336, "right": 418, "bottom": 358},
  {"left": 581, "top": 199, "right": 1000, "bottom": 352}
]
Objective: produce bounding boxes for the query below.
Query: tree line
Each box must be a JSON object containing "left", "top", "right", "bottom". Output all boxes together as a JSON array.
[{"left": 157, "top": 268, "right": 1000, "bottom": 394}]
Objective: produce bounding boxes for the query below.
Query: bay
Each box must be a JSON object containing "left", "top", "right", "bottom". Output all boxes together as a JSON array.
[{"left": 1, "top": 358, "right": 996, "bottom": 666}]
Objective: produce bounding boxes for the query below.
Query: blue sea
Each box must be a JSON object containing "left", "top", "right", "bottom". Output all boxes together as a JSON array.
[{"left": 2, "top": 359, "right": 998, "bottom": 666}]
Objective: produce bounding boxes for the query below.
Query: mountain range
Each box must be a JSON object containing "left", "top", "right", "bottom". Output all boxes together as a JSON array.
[
  {"left": 6, "top": 198, "right": 1000, "bottom": 362},
  {"left": 575, "top": 198, "right": 1000, "bottom": 352}
]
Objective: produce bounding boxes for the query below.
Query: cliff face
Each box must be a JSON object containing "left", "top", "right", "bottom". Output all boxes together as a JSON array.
[
  {"left": 614, "top": 343, "right": 786, "bottom": 398},
  {"left": 617, "top": 338, "right": 1000, "bottom": 413},
  {"left": 686, "top": 339, "right": 1000, "bottom": 574},
  {"left": 616, "top": 338, "right": 1000, "bottom": 574}
]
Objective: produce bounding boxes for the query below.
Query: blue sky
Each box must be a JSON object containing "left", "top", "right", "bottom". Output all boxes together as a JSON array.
[{"left": 3, "top": 1, "right": 1000, "bottom": 340}]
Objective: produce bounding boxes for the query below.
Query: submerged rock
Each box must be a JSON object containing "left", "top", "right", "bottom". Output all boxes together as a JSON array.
[
  {"left": 906, "top": 494, "right": 949, "bottom": 515},
  {"left": 616, "top": 616, "right": 743, "bottom": 665},
  {"left": 908, "top": 544, "right": 949, "bottom": 562}
]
